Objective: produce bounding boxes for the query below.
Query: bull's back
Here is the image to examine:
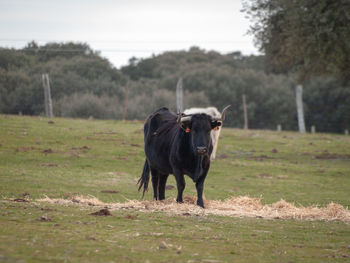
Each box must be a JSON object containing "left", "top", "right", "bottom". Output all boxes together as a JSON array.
[{"left": 143, "top": 108, "right": 178, "bottom": 174}]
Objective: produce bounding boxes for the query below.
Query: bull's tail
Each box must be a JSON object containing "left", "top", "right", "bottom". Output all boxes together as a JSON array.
[{"left": 137, "top": 159, "right": 150, "bottom": 198}]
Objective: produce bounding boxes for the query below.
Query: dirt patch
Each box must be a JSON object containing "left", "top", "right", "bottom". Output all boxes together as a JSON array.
[
  {"left": 124, "top": 214, "right": 137, "bottom": 220},
  {"left": 257, "top": 173, "right": 273, "bottom": 179},
  {"left": 12, "top": 198, "right": 29, "bottom": 202},
  {"left": 249, "top": 155, "right": 274, "bottom": 161},
  {"left": 41, "top": 207, "right": 54, "bottom": 212},
  {"left": 15, "top": 147, "right": 38, "bottom": 153},
  {"left": 37, "top": 214, "right": 52, "bottom": 221},
  {"left": 90, "top": 208, "right": 112, "bottom": 216},
  {"left": 80, "top": 146, "right": 90, "bottom": 150},
  {"left": 43, "top": 148, "right": 53, "bottom": 154},
  {"left": 313, "top": 153, "right": 350, "bottom": 160},
  {"left": 37, "top": 195, "right": 350, "bottom": 222},
  {"left": 86, "top": 236, "right": 98, "bottom": 241},
  {"left": 40, "top": 163, "right": 58, "bottom": 167},
  {"left": 72, "top": 146, "right": 91, "bottom": 150}
]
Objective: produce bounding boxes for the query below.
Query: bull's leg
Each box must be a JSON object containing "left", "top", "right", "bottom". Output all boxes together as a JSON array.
[
  {"left": 195, "top": 172, "right": 208, "bottom": 208},
  {"left": 158, "top": 174, "right": 169, "bottom": 200},
  {"left": 151, "top": 168, "right": 159, "bottom": 200},
  {"left": 174, "top": 171, "right": 185, "bottom": 203}
]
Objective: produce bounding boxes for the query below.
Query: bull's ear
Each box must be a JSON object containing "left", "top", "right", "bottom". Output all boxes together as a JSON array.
[{"left": 211, "top": 120, "right": 221, "bottom": 130}]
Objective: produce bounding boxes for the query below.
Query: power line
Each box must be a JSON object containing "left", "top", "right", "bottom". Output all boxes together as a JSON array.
[
  {"left": 0, "top": 38, "right": 252, "bottom": 44},
  {"left": 19, "top": 48, "right": 164, "bottom": 53},
  {"left": 2, "top": 47, "right": 258, "bottom": 54},
  {"left": 14, "top": 48, "right": 216, "bottom": 54}
]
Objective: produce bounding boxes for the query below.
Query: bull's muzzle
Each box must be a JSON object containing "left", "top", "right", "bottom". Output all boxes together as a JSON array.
[{"left": 196, "top": 146, "right": 207, "bottom": 155}]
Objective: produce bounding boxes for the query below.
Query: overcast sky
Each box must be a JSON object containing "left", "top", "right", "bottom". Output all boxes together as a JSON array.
[{"left": 0, "top": 0, "right": 259, "bottom": 68}]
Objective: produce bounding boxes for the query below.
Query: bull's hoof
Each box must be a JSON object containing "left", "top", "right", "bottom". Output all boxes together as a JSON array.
[
  {"left": 197, "top": 201, "right": 205, "bottom": 208},
  {"left": 176, "top": 198, "right": 183, "bottom": 203}
]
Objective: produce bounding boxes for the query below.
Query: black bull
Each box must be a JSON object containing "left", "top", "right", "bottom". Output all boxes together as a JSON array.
[{"left": 137, "top": 106, "right": 230, "bottom": 208}]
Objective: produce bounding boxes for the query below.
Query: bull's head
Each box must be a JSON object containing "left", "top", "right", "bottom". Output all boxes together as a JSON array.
[{"left": 177, "top": 105, "right": 231, "bottom": 156}]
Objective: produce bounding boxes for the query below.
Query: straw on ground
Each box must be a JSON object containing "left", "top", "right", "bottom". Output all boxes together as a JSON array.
[{"left": 36, "top": 195, "right": 350, "bottom": 222}]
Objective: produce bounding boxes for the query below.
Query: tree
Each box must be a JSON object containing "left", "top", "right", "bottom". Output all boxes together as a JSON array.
[
  {"left": 242, "top": 0, "right": 350, "bottom": 83},
  {"left": 23, "top": 41, "right": 96, "bottom": 62},
  {"left": 0, "top": 42, "right": 127, "bottom": 116},
  {"left": 1, "top": 42, "right": 348, "bottom": 132}
]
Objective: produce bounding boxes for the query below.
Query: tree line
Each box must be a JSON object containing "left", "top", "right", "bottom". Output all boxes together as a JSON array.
[{"left": 0, "top": 42, "right": 349, "bottom": 133}]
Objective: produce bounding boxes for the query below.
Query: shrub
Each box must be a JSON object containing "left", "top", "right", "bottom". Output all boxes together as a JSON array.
[{"left": 54, "top": 93, "right": 122, "bottom": 119}]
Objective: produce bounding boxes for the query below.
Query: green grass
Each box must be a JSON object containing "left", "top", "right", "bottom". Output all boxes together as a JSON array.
[{"left": 1, "top": 114, "right": 350, "bottom": 262}]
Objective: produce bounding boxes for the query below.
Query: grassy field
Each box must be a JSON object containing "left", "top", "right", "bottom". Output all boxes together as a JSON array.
[{"left": 0, "top": 114, "right": 350, "bottom": 262}]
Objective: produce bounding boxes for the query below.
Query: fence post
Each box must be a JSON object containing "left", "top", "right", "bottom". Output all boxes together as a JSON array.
[
  {"left": 42, "top": 73, "right": 53, "bottom": 118},
  {"left": 345, "top": 129, "right": 349, "bottom": 135},
  {"left": 277, "top": 124, "right": 282, "bottom": 132},
  {"left": 242, "top": 94, "right": 248, "bottom": 130},
  {"left": 311, "top": 125, "right": 316, "bottom": 134},
  {"left": 295, "top": 85, "right": 306, "bottom": 133},
  {"left": 176, "top": 78, "right": 183, "bottom": 113},
  {"left": 122, "top": 82, "right": 129, "bottom": 121}
]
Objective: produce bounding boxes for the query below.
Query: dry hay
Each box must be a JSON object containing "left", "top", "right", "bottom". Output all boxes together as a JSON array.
[{"left": 36, "top": 195, "right": 350, "bottom": 222}]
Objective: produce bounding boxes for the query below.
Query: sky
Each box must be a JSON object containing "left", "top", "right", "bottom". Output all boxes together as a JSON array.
[{"left": 0, "top": 0, "right": 259, "bottom": 68}]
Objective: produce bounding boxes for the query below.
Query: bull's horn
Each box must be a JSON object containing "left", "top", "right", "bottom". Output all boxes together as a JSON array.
[
  {"left": 177, "top": 113, "right": 192, "bottom": 123},
  {"left": 221, "top": 105, "right": 231, "bottom": 121},
  {"left": 180, "top": 116, "right": 192, "bottom": 122}
]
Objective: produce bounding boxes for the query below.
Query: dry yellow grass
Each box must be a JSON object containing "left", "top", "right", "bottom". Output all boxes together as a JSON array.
[{"left": 37, "top": 195, "right": 350, "bottom": 222}]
